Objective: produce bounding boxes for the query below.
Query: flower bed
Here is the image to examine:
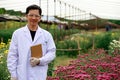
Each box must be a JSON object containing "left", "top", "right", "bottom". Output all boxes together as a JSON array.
[{"left": 47, "top": 49, "right": 120, "bottom": 80}]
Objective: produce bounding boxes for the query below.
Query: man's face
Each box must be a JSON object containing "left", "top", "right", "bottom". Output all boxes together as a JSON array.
[{"left": 26, "top": 10, "right": 41, "bottom": 26}]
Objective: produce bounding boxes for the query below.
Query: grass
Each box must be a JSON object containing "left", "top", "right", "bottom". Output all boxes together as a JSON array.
[{"left": 54, "top": 55, "right": 76, "bottom": 69}]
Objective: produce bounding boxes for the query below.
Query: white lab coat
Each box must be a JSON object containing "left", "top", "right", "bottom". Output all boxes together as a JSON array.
[{"left": 7, "top": 25, "right": 56, "bottom": 80}]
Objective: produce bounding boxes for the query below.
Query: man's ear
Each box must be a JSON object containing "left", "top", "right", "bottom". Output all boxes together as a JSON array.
[{"left": 25, "top": 14, "right": 28, "bottom": 18}]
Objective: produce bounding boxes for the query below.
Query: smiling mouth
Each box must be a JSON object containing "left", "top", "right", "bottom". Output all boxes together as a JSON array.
[{"left": 30, "top": 20, "right": 37, "bottom": 22}]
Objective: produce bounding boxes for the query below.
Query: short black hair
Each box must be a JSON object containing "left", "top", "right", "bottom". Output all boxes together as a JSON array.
[{"left": 26, "top": 4, "right": 42, "bottom": 15}]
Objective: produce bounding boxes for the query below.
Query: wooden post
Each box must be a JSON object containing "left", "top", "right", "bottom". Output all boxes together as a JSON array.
[
  {"left": 77, "top": 38, "right": 81, "bottom": 54},
  {"left": 92, "top": 33, "right": 95, "bottom": 53}
]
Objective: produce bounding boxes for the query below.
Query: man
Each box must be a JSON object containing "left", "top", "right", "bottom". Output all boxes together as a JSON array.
[{"left": 7, "top": 4, "right": 56, "bottom": 80}]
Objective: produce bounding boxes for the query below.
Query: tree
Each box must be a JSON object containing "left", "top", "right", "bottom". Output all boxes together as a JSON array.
[{"left": 0, "top": 8, "right": 6, "bottom": 14}]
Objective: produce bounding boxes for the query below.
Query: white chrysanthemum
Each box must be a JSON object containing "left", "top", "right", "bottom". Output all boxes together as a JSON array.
[{"left": 109, "top": 40, "right": 120, "bottom": 54}]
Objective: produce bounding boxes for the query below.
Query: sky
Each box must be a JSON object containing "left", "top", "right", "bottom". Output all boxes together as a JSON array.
[{"left": 0, "top": 0, "right": 120, "bottom": 20}]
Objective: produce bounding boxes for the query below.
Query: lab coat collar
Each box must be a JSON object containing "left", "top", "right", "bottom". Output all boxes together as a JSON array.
[
  {"left": 23, "top": 25, "right": 43, "bottom": 44},
  {"left": 23, "top": 25, "right": 42, "bottom": 32},
  {"left": 33, "top": 26, "right": 43, "bottom": 44}
]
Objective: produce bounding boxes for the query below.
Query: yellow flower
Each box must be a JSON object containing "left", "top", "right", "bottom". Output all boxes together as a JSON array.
[
  {"left": 4, "top": 50, "right": 9, "bottom": 55},
  {"left": 0, "top": 42, "right": 6, "bottom": 48}
]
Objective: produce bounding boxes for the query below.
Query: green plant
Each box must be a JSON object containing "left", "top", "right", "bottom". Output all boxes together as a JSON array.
[
  {"left": 0, "top": 27, "right": 18, "bottom": 43},
  {"left": 0, "top": 54, "right": 10, "bottom": 80},
  {"left": 0, "top": 42, "right": 10, "bottom": 80},
  {"left": 56, "top": 40, "right": 78, "bottom": 57},
  {"left": 95, "top": 32, "right": 112, "bottom": 50},
  {"left": 47, "top": 60, "right": 55, "bottom": 76}
]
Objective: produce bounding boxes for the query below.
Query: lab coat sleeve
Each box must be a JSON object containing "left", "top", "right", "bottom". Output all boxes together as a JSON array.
[
  {"left": 7, "top": 32, "right": 18, "bottom": 77},
  {"left": 39, "top": 33, "right": 56, "bottom": 66}
]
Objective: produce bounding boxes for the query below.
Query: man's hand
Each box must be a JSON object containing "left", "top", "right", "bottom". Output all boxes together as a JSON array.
[
  {"left": 30, "top": 57, "right": 40, "bottom": 67},
  {"left": 11, "top": 77, "right": 17, "bottom": 80}
]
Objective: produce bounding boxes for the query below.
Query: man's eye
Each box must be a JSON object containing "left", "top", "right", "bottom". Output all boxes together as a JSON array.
[
  {"left": 29, "top": 15, "right": 34, "bottom": 17},
  {"left": 28, "top": 14, "right": 40, "bottom": 18}
]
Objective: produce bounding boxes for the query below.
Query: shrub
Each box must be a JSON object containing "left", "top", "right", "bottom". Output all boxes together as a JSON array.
[
  {"left": 0, "top": 42, "right": 10, "bottom": 80},
  {"left": 0, "top": 28, "right": 17, "bottom": 43},
  {"left": 95, "top": 32, "right": 112, "bottom": 50}
]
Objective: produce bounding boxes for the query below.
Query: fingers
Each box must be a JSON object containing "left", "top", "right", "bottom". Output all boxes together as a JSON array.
[
  {"left": 30, "top": 57, "right": 34, "bottom": 62},
  {"left": 30, "top": 57, "right": 36, "bottom": 67},
  {"left": 30, "top": 57, "right": 39, "bottom": 67},
  {"left": 30, "top": 62, "right": 36, "bottom": 67}
]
